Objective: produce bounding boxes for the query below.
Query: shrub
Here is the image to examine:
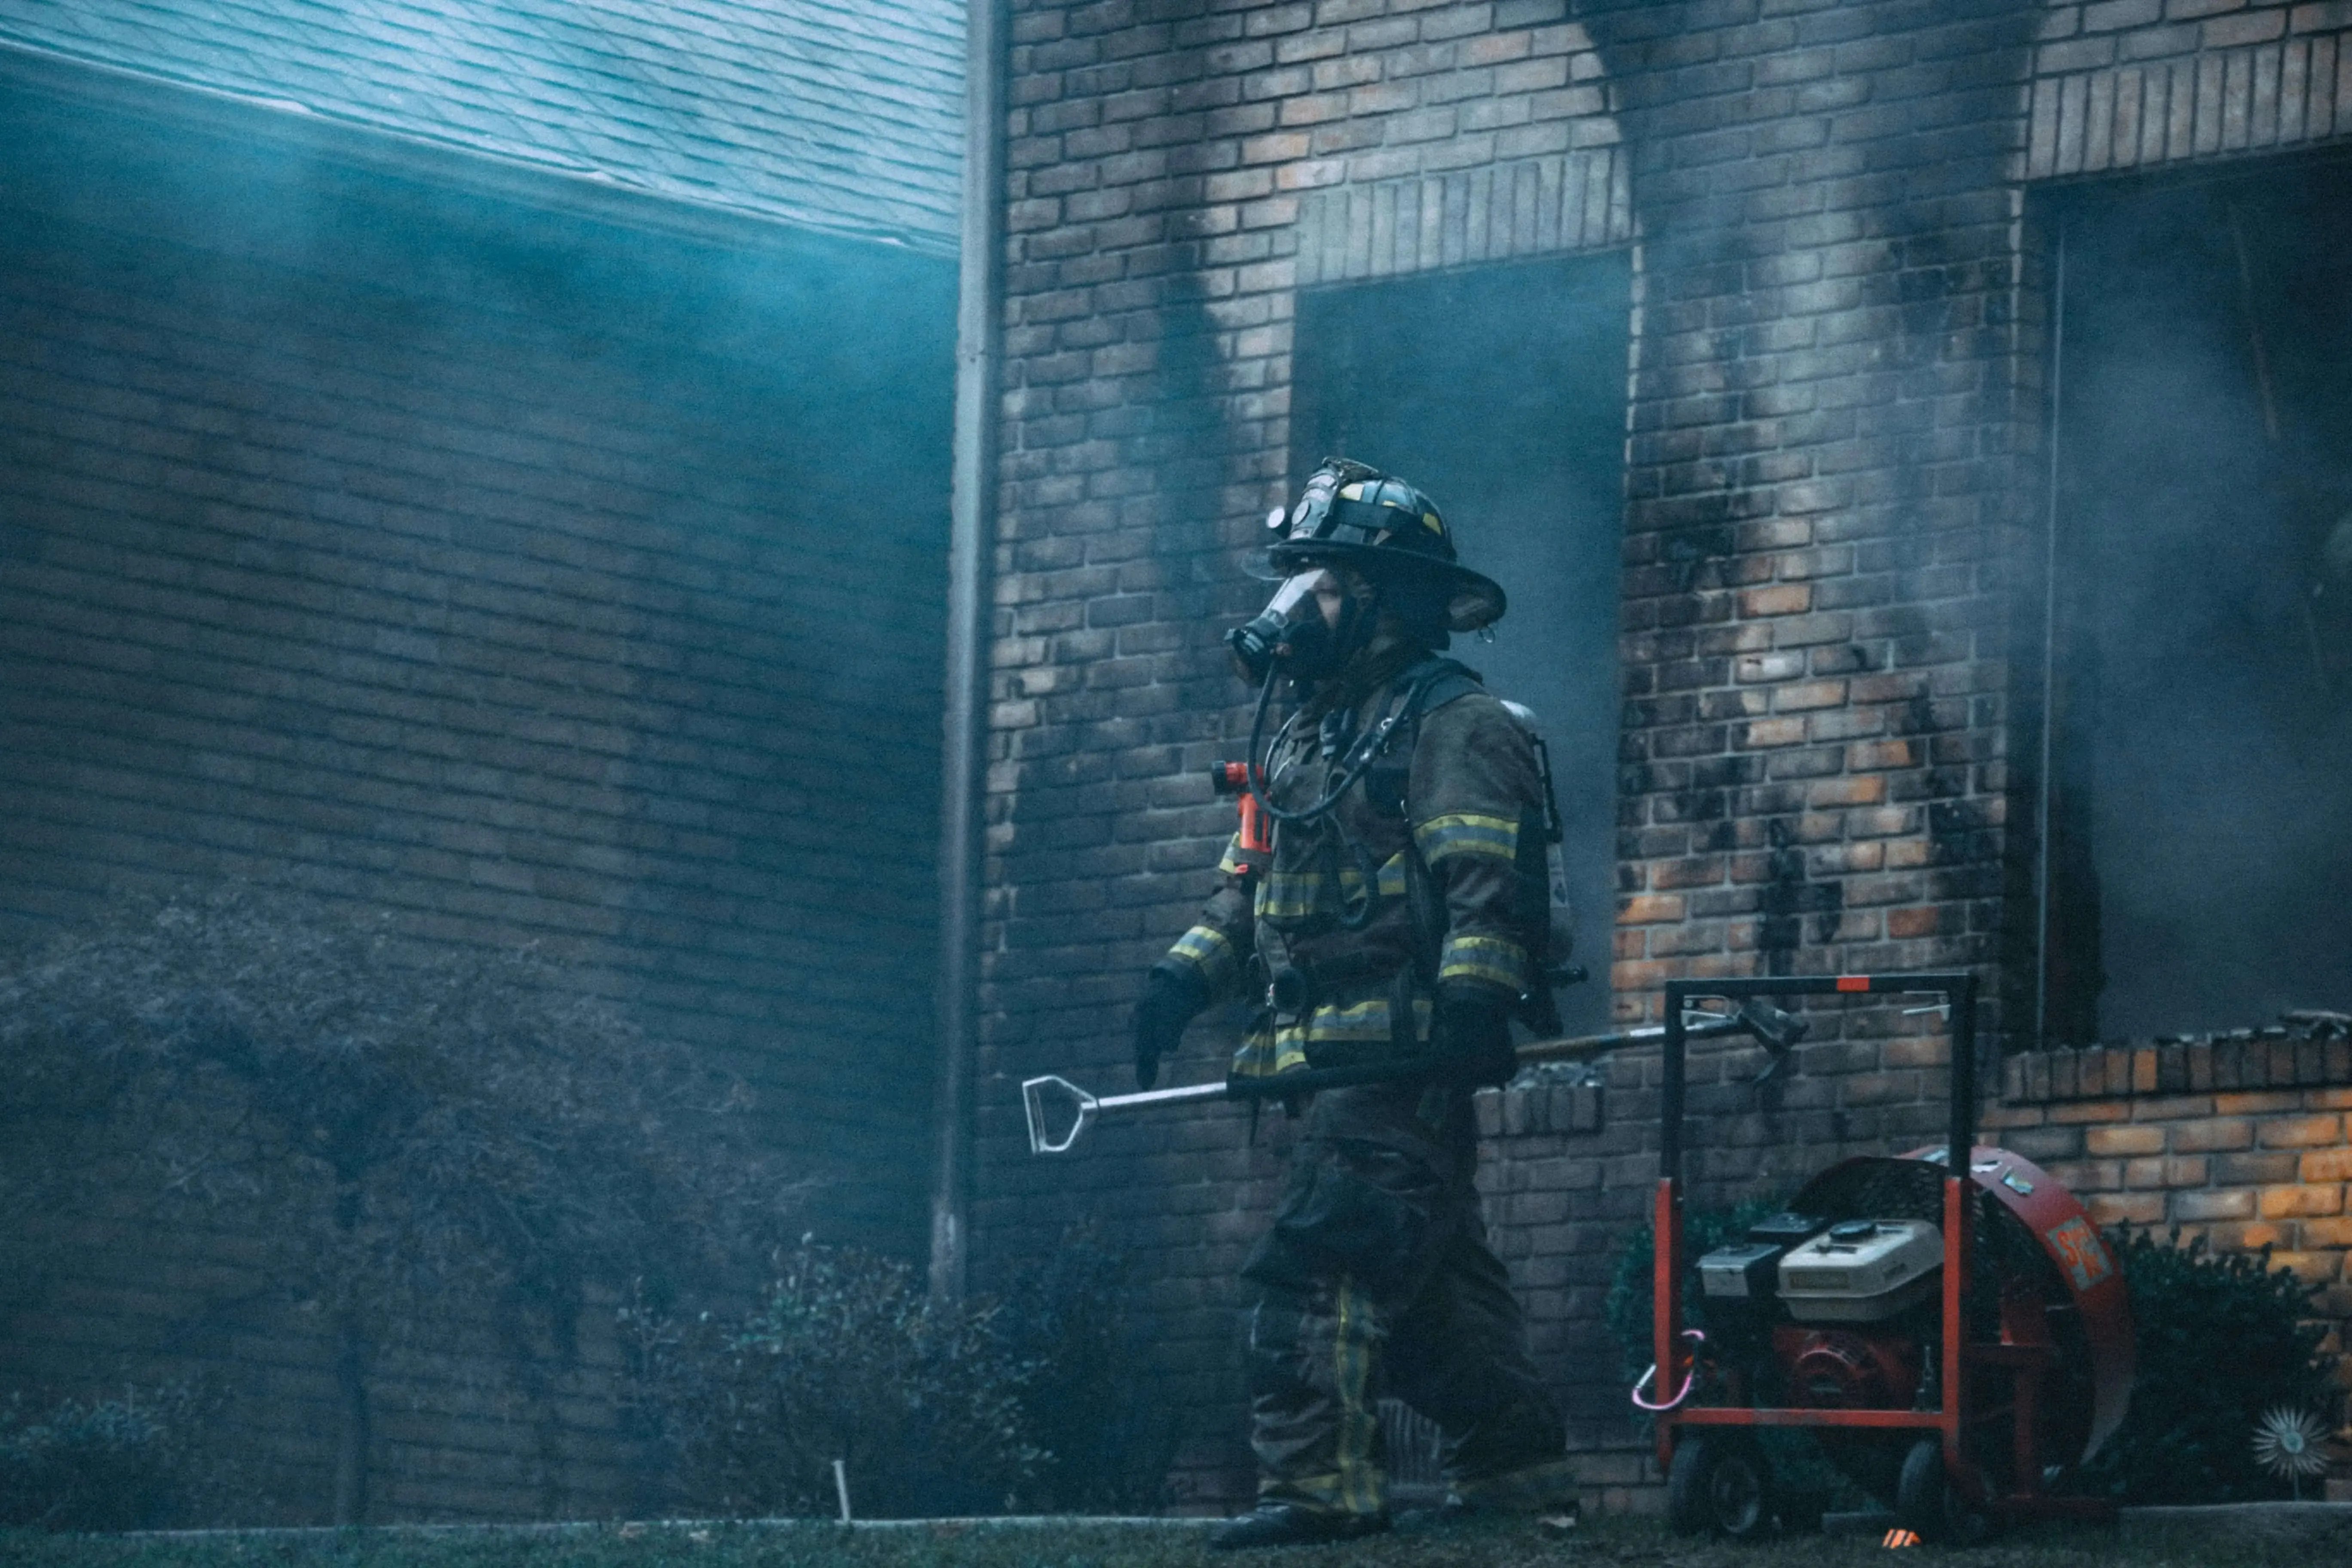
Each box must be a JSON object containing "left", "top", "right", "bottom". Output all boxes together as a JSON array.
[
  {"left": 636, "top": 1242, "right": 1043, "bottom": 1519},
  {"left": 2078, "top": 1228, "right": 2339, "bottom": 1504},
  {"left": 996, "top": 1224, "right": 1182, "bottom": 1513},
  {"left": 0, "top": 886, "right": 797, "bottom": 1524},
  {"left": 0, "top": 1386, "right": 217, "bottom": 1531},
  {"left": 1603, "top": 1197, "right": 1784, "bottom": 1392},
  {"left": 627, "top": 1225, "right": 1182, "bottom": 1520}
]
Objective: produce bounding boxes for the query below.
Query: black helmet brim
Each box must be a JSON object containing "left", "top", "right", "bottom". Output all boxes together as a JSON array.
[{"left": 1265, "top": 538, "right": 1507, "bottom": 632}]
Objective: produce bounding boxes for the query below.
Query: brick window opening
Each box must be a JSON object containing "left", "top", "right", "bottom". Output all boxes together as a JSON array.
[
  {"left": 1291, "top": 254, "right": 1632, "bottom": 1038},
  {"left": 2036, "top": 157, "right": 2352, "bottom": 1045}
]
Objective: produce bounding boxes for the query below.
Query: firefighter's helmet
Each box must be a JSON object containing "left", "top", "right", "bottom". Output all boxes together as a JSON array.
[{"left": 1265, "top": 458, "right": 1507, "bottom": 632}]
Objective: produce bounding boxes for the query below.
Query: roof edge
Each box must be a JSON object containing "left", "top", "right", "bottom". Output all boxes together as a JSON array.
[{"left": 0, "top": 32, "right": 959, "bottom": 261}]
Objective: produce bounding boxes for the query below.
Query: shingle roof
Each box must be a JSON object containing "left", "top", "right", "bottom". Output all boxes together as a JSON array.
[{"left": 0, "top": 0, "right": 964, "bottom": 251}]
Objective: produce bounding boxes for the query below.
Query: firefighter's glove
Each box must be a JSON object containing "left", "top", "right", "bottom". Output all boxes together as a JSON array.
[
  {"left": 1134, "top": 963, "right": 1210, "bottom": 1089},
  {"left": 1433, "top": 981, "right": 1518, "bottom": 1087}
]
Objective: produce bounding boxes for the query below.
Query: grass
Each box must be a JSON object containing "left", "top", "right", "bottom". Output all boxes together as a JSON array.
[{"left": 0, "top": 1513, "right": 2336, "bottom": 1568}]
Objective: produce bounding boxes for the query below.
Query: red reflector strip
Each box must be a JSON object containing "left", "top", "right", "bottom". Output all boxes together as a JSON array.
[{"left": 1835, "top": 976, "right": 1870, "bottom": 992}]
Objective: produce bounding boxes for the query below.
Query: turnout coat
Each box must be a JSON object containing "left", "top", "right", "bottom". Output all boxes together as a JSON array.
[{"left": 1158, "top": 642, "right": 1553, "bottom": 1082}]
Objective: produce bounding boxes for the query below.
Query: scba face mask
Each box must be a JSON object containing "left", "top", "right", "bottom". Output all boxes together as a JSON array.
[
  {"left": 1226, "top": 463, "right": 1387, "bottom": 685},
  {"left": 1226, "top": 570, "right": 1357, "bottom": 685}
]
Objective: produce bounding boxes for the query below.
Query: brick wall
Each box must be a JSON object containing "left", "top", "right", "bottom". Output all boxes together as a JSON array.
[
  {"left": 2030, "top": 0, "right": 2352, "bottom": 177},
  {"left": 1986, "top": 1024, "right": 2352, "bottom": 1406},
  {"left": 977, "top": 0, "right": 2352, "bottom": 1508},
  {"left": 0, "top": 81, "right": 955, "bottom": 1520}
]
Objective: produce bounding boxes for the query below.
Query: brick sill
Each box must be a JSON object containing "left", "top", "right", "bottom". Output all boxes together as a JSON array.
[
  {"left": 1476, "top": 1080, "right": 1605, "bottom": 1138},
  {"left": 2006, "top": 1032, "right": 2352, "bottom": 1105}
]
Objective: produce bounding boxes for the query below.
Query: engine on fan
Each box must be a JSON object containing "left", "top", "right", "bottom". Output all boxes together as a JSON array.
[
  {"left": 1697, "top": 1215, "right": 1945, "bottom": 1411},
  {"left": 1775, "top": 1325, "right": 1924, "bottom": 1410}
]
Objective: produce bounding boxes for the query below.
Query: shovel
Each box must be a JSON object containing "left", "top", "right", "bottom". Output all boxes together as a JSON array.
[{"left": 1021, "top": 999, "right": 1807, "bottom": 1155}]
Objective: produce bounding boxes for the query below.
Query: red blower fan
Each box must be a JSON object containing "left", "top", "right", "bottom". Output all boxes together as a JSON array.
[{"left": 1641, "top": 974, "right": 2135, "bottom": 1543}]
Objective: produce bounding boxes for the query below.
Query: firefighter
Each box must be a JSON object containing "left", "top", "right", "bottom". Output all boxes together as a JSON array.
[{"left": 1133, "top": 459, "right": 1577, "bottom": 1549}]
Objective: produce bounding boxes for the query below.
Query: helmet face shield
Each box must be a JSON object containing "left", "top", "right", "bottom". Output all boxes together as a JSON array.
[
  {"left": 1244, "top": 468, "right": 1349, "bottom": 582},
  {"left": 1286, "top": 465, "right": 1348, "bottom": 538}
]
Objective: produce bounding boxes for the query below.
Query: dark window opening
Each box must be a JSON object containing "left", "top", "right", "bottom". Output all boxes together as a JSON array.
[
  {"left": 2038, "top": 158, "right": 2352, "bottom": 1044},
  {"left": 1292, "top": 254, "right": 1632, "bottom": 1039}
]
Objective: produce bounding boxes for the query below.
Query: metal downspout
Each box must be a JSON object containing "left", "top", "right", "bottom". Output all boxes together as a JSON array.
[
  {"left": 930, "top": 0, "right": 1005, "bottom": 1302},
  {"left": 2033, "top": 222, "right": 2065, "bottom": 1049}
]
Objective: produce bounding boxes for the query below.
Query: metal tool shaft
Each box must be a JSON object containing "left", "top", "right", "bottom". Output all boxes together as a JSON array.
[{"left": 1022, "top": 1008, "right": 1797, "bottom": 1154}]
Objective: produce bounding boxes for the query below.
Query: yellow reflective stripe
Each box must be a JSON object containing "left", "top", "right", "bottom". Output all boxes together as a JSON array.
[
  {"left": 1257, "top": 858, "right": 1407, "bottom": 919},
  {"left": 1334, "top": 1277, "right": 1381, "bottom": 1516},
  {"left": 1305, "top": 995, "right": 1391, "bottom": 1043},
  {"left": 1229, "top": 1038, "right": 1277, "bottom": 1078},
  {"left": 1167, "top": 924, "right": 1236, "bottom": 989},
  {"left": 1217, "top": 832, "right": 1268, "bottom": 876},
  {"left": 1333, "top": 853, "right": 1407, "bottom": 902},
  {"left": 1439, "top": 933, "right": 1528, "bottom": 991},
  {"left": 1232, "top": 989, "right": 1438, "bottom": 1076},
  {"left": 1256, "top": 867, "right": 1329, "bottom": 920},
  {"left": 1231, "top": 1021, "right": 1308, "bottom": 1080},
  {"left": 1414, "top": 812, "right": 1519, "bottom": 865},
  {"left": 1303, "top": 992, "right": 1433, "bottom": 1044}
]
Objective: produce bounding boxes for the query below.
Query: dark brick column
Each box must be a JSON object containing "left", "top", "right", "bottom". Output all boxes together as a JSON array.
[{"left": 1583, "top": 0, "right": 2045, "bottom": 1133}]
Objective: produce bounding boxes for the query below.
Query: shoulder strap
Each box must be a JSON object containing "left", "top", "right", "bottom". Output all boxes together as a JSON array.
[
  {"left": 1395, "top": 655, "right": 1483, "bottom": 718},
  {"left": 1387, "top": 656, "right": 1484, "bottom": 989}
]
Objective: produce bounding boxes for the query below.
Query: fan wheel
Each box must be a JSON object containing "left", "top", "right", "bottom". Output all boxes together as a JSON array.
[{"left": 1667, "top": 1433, "right": 1775, "bottom": 1540}]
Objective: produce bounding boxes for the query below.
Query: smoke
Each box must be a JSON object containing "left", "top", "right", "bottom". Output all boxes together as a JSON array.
[
  {"left": 0, "top": 68, "right": 956, "bottom": 1241},
  {"left": 2046, "top": 160, "right": 2352, "bottom": 1039}
]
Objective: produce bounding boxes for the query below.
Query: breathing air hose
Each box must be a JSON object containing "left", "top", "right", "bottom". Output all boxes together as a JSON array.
[{"left": 1241, "top": 661, "right": 1433, "bottom": 829}]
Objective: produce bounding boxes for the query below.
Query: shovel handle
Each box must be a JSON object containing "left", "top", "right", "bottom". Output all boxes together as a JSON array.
[
  {"left": 1514, "top": 1010, "right": 1771, "bottom": 1063},
  {"left": 1022, "top": 1003, "right": 1805, "bottom": 1154}
]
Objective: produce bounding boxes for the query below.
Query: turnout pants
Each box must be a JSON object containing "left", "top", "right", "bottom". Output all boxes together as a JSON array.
[{"left": 1239, "top": 1081, "right": 1568, "bottom": 1518}]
